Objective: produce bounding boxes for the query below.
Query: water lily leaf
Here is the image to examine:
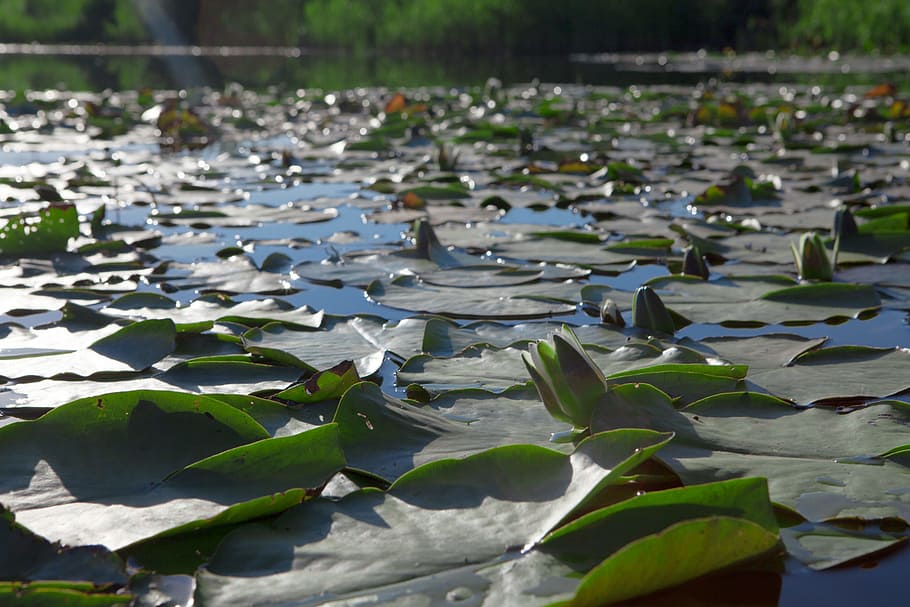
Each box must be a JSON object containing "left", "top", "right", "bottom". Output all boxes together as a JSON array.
[
  {"left": 294, "top": 252, "right": 440, "bottom": 288},
  {"left": 399, "top": 342, "right": 707, "bottom": 392},
  {"left": 256, "top": 550, "right": 575, "bottom": 607},
  {"left": 607, "top": 364, "right": 747, "bottom": 406},
  {"left": 592, "top": 390, "right": 910, "bottom": 524},
  {"left": 274, "top": 360, "right": 360, "bottom": 404},
  {"left": 492, "top": 239, "right": 660, "bottom": 266},
  {"left": 837, "top": 262, "right": 910, "bottom": 289},
  {"left": 367, "top": 275, "right": 580, "bottom": 319},
  {"left": 104, "top": 294, "right": 323, "bottom": 329},
  {"left": 0, "top": 583, "right": 131, "bottom": 605},
  {"left": 0, "top": 319, "right": 176, "bottom": 381},
  {"left": 335, "top": 383, "right": 573, "bottom": 481},
  {"left": 421, "top": 318, "right": 631, "bottom": 356},
  {"left": 0, "top": 390, "right": 269, "bottom": 547},
  {"left": 428, "top": 384, "right": 572, "bottom": 437},
  {"left": 750, "top": 346, "right": 910, "bottom": 404},
  {"left": 0, "top": 203, "right": 79, "bottom": 256},
  {"left": 640, "top": 275, "right": 881, "bottom": 325},
  {"left": 334, "top": 382, "right": 548, "bottom": 480},
  {"left": 206, "top": 393, "right": 330, "bottom": 438},
  {"left": 552, "top": 517, "right": 779, "bottom": 607},
  {"left": 400, "top": 184, "right": 471, "bottom": 200},
  {"left": 162, "top": 256, "right": 297, "bottom": 295},
  {"left": 398, "top": 346, "right": 533, "bottom": 391},
  {"left": 541, "top": 477, "right": 778, "bottom": 571},
  {"left": 0, "top": 505, "right": 127, "bottom": 585},
  {"left": 417, "top": 265, "right": 544, "bottom": 288},
  {"left": 691, "top": 231, "right": 813, "bottom": 265},
  {"left": 243, "top": 316, "right": 424, "bottom": 376},
  {"left": 692, "top": 333, "right": 828, "bottom": 371},
  {"left": 0, "top": 323, "right": 121, "bottom": 359},
  {"left": 836, "top": 232, "right": 910, "bottom": 262},
  {"left": 1, "top": 359, "right": 304, "bottom": 410},
  {"left": 0, "top": 288, "right": 73, "bottom": 315},
  {"left": 196, "top": 429, "right": 673, "bottom": 606},
  {"left": 155, "top": 204, "right": 336, "bottom": 229},
  {"left": 781, "top": 522, "right": 907, "bottom": 570},
  {"left": 155, "top": 359, "right": 302, "bottom": 393},
  {"left": 23, "top": 424, "right": 343, "bottom": 551}
]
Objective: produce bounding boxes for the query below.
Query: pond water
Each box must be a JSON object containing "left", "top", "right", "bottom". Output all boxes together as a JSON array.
[
  {"left": 4, "top": 46, "right": 910, "bottom": 91},
  {"left": 3, "top": 49, "right": 910, "bottom": 606}
]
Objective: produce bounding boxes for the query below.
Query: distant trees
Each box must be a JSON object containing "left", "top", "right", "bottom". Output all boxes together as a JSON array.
[
  {"left": 0, "top": 0, "right": 906, "bottom": 53},
  {"left": 300, "top": 0, "right": 777, "bottom": 54}
]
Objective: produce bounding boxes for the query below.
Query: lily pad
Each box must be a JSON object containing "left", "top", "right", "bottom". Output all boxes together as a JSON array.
[
  {"left": 242, "top": 316, "right": 425, "bottom": 376},
  {"left": 0, "top": 319, "right": 176, "bottom": 381},
  {"left": 636, "top": 275, "right": 881, "bottom": 325},
  {"left": 368, "top": 275, "right": 581, "bottom": 319},
  {"left": 196, "top": 429, "right": 672, "bottom": 606}
]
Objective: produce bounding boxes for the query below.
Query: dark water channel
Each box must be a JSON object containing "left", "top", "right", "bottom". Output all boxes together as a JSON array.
[{"left": 5, "top": 47, "right": 910, "bottom": 92}]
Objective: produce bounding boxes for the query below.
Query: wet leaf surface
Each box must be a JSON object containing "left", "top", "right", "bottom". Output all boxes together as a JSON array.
[{"left": 2, "top": 71, "right": 910, "bottom": 604}]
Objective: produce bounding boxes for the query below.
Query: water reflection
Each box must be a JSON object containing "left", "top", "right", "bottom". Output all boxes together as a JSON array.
[{"left": 4, "top": 50, "right": 910, "bottom": 93}]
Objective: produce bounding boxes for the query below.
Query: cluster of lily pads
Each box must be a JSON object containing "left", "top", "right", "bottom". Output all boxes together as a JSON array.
[{"left": 2, "top": 75, "right": 910, "bottom": 605}]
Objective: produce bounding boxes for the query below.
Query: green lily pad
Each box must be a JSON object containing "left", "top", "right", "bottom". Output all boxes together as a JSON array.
[
  {"left": 162, "top": 256, "right": 298, "bottom": 295},
  {"left": 333, "top": 382, "right": 571, "bottom": 481},
  {"left": 399, "top": 341, "right": 707, "bottom": 392},
  {"left": 196, "top": 429, "right": 672, "bottom": 606},
  {"left": 541, "top": 477, "right": 778, "bottom": 569},
  {"left": 274, "top": 360, "right": 360, "bottom": 404},
  {"left": 0, "top": 505, "right": 127, "bottom": 585},
  {"left": 607, "top": 363, "right": 747, "bottom": 406},
  {"left": 104, "top": 294, "right": 324, "bottom": 329},
  {"left": 367, "top": 275, "right": 580, "bottom": 319},
  {"left": 242, "top": 316, "right": 425, "bottom": 376},
  {"left": 421, "top": 318, "right": 632, "bottom": 356},
  {"left": 0, "top": 390, "right": 269, "bottom": 547},
  {"left": 0, "top": 204, "right": 79, "bottom": 256},
  {"left": 0, "top": 583, "right": 131, "bottom": 605},
  {"left": 553, "top": 517, "right": 779, "bottom": 606},
  {"left": 0, "top": 319, "right": 176, "bottom": 381},
  {"left": 781, "top": 522, "right": 907, "bottom": 570},
  {"left": 750, "top": 346, "right": 910, "bottom": 404},
  {"left": 155, "top": 359, "right": 303, "bottom": 393},
  {"left": 636, "top": 275, "right": 881, "bottom": 325},
  {"left": 590, "top": 388, "right": 910, "bottom": 526}
]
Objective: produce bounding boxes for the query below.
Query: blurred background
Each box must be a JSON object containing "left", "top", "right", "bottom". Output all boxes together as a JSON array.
[{"left": 0, "top": 0, "right": 908, "bottom": 90}]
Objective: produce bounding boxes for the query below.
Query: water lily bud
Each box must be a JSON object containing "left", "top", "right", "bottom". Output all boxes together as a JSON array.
[
  {"left": 832, "top": 207, "right": 858, "bottom": 239},
  {"left": 413, "top": 218, "right": 442, "bottom": 260},
  {"left": 831, "top": 207, "right": 857, "bottom": 270},
  {"left": 599, "top": 298, "right": 625, "bottom": 326},
  {"left": 632, "top": 286, "right": 675, "bottom": 335},
  {"left": 522, "top": 325, "right": 608, "bottom": 428},
  {"left": 682, "top": 245, "right": 709, "bottom": 279},
  {"left": 436, "top": 142, "right": 459, "bottom": 172},
  {"left": 791, "top": 231, "right": 833, "bottom": 281}
]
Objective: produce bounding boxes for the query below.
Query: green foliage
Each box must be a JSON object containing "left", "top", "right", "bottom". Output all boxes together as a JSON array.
[
  {"left": 0, "top": 204, "right": 79, "bottom": 256},
  {"left": 301, "top": 0, "right": 775, "bottom": 53},
  {"left": 1, "top": 0, "right": 908, "bottom": 53},
  {"left": 780, "top": 0, "right": 910, "bottom": 52}
]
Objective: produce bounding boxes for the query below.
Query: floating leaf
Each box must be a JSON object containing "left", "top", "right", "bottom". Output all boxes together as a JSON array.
[
  {"left": 553, "top": 517, "right": 779, "bottom": 606},
  {"left": 0, "top": 204, "right": 79, "bottom": 256},
  {"left": 196, "top": 429, "right": 672, "bottom": 606}
]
